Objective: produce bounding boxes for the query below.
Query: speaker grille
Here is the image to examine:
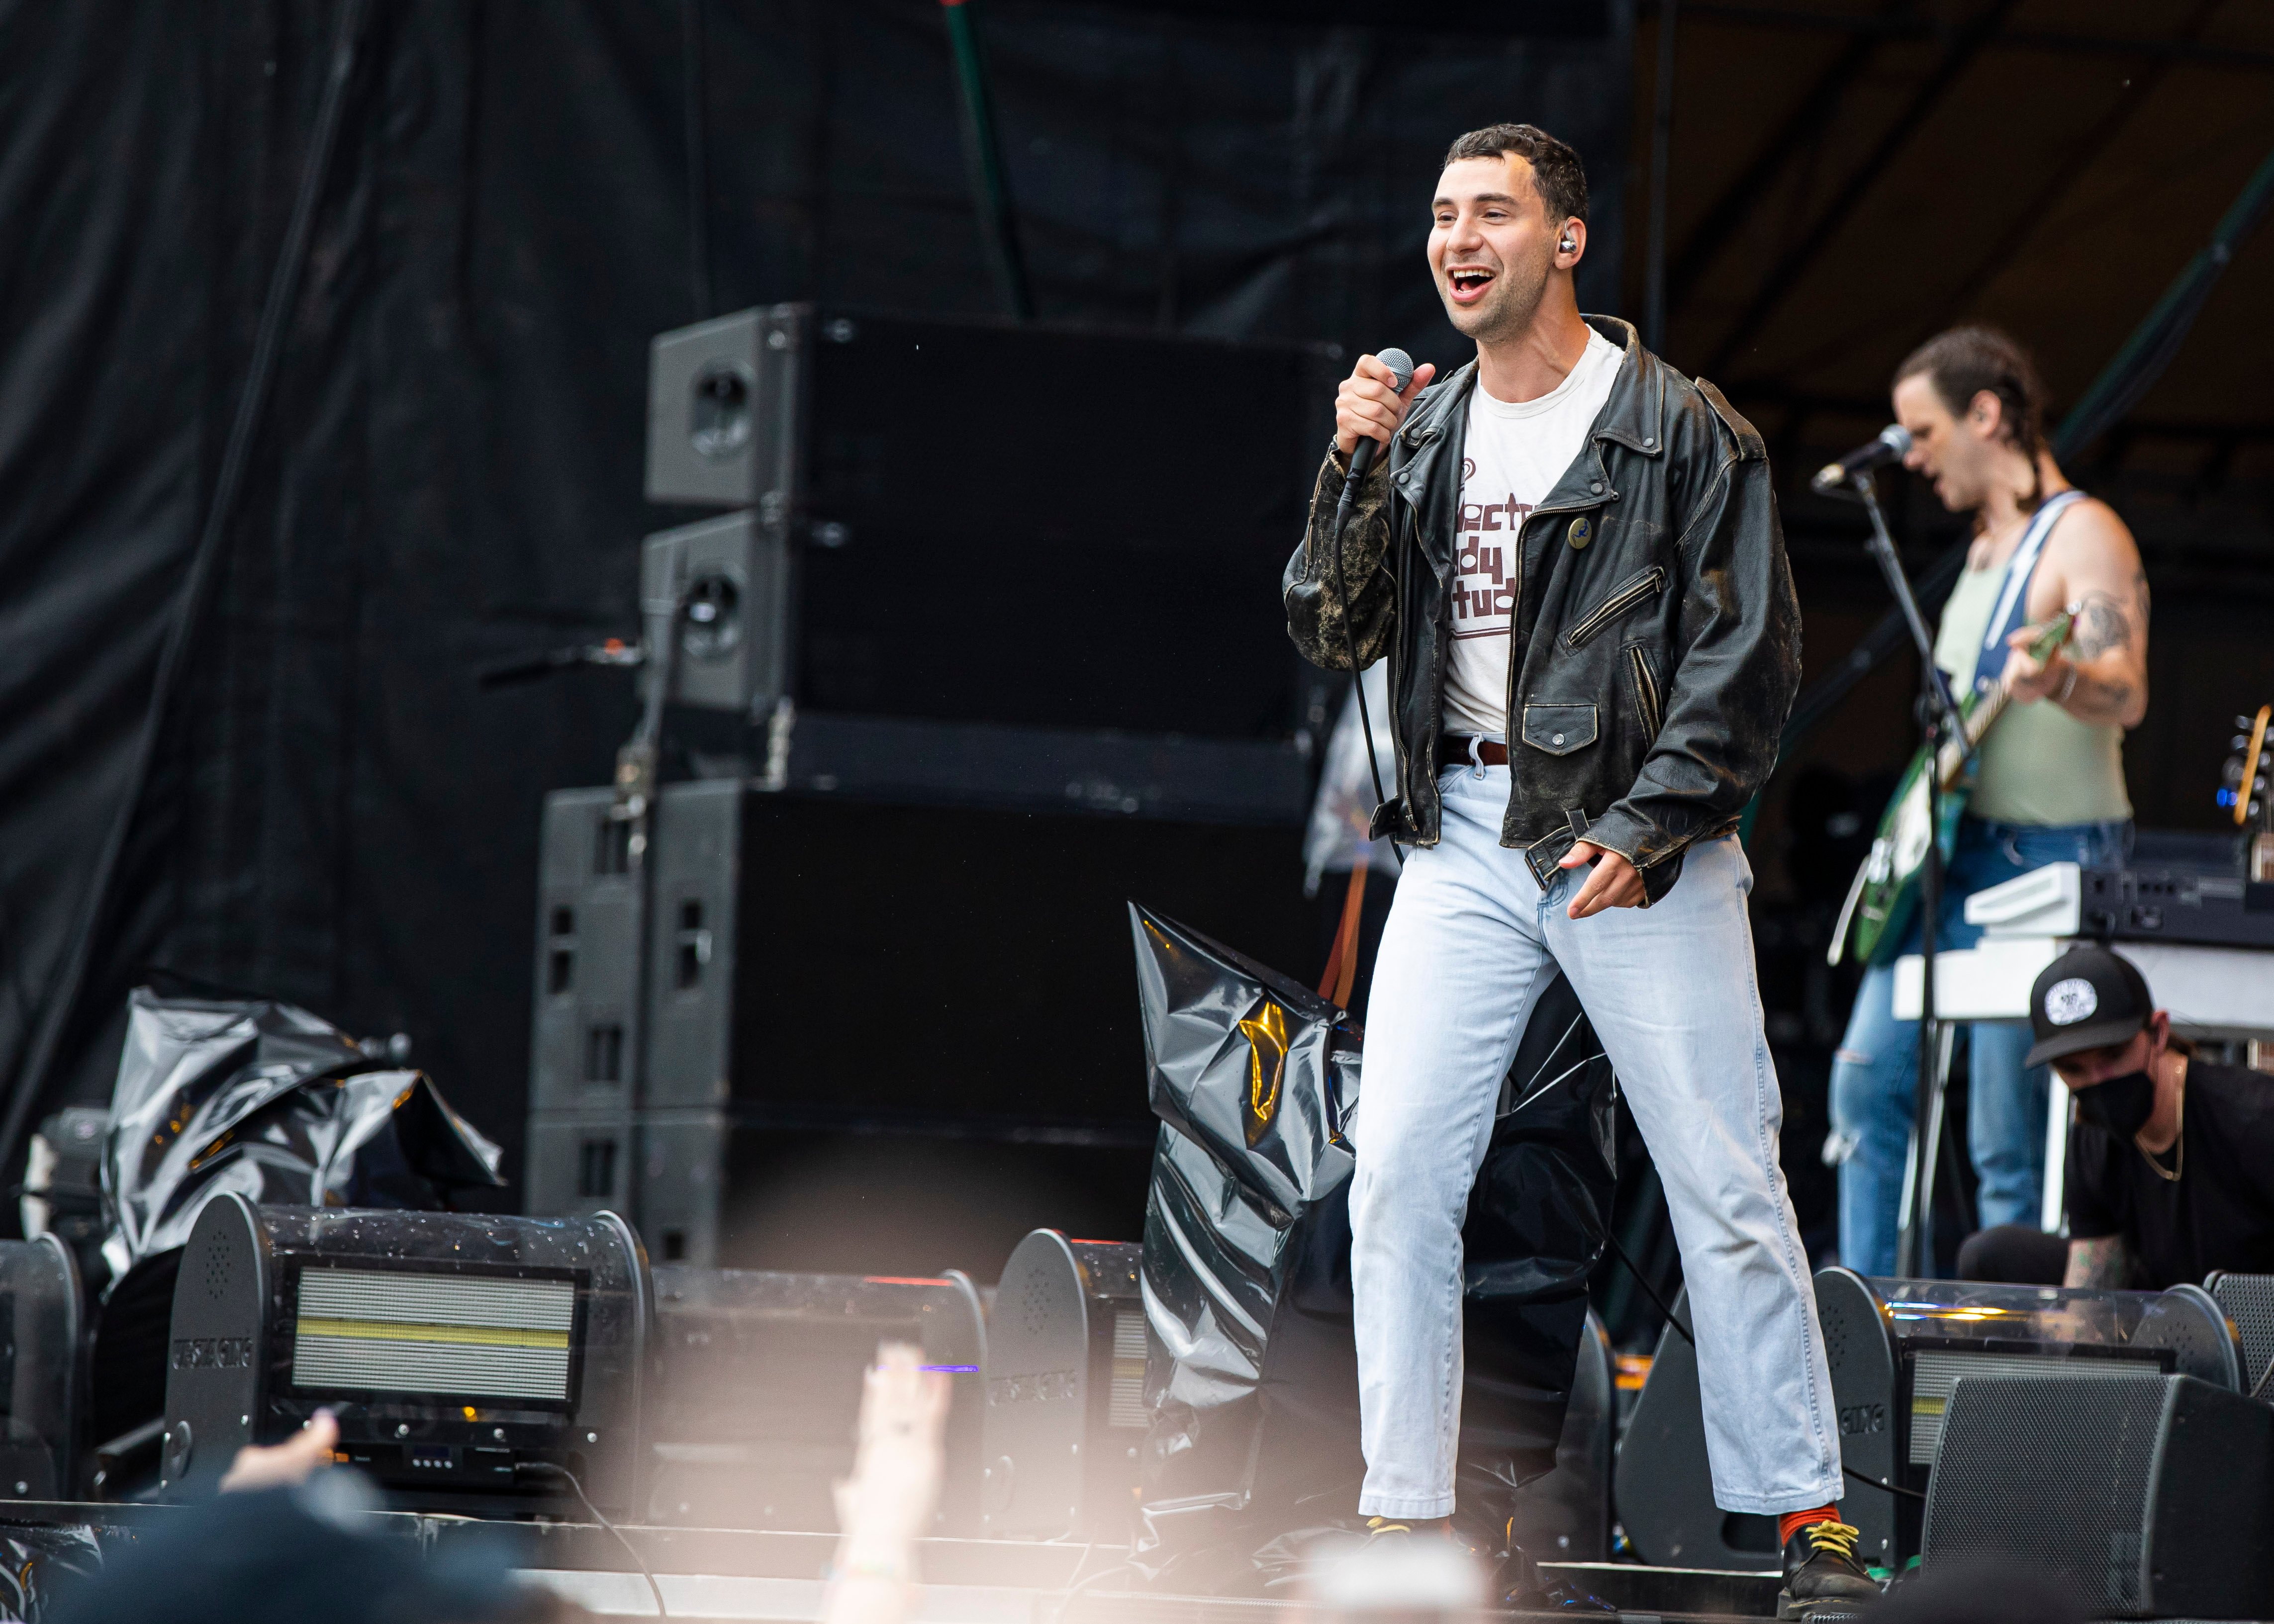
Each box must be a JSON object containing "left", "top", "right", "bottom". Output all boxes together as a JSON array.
[
  {"left": 2212, "top": 1273, "right": 2274, "bottom": 1394},
  {"left": 292, "top": 1268, "right": 577, "bottom": 1401},
  {"left": 1924, "top": 1373, "right": 2164, "bottom": 1615},
  {"left": 1907, "top": 1351, "right": 2156, "bottom": 1465}
]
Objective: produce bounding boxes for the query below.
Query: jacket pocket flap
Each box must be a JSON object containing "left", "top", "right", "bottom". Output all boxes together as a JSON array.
[
  {"left": 1564, "top": 564, "right": 1668, "bottom": 647},
  {"left": 1521, "top": 704, "right": 1598, "bottom": 756}
]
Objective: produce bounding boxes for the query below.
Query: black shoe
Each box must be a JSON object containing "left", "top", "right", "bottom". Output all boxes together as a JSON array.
[{"left": 1777, "top": 1520, "right": 1880, "bottom": 1619}]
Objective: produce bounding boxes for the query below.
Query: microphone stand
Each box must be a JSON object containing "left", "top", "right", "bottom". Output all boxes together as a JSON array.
[{"left": 1843, "top": 470, "right": 1967, "bottom": 1278}]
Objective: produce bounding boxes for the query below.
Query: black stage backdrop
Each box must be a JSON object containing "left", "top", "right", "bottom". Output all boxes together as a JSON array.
[{"left": 0, "top": 1, "right": 1631, "bottom": 1208}]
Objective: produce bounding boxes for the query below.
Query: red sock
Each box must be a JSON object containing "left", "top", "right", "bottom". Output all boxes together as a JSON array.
[{"left": 1779, "top": 1506, "right": 1840, "bottom": 1545}]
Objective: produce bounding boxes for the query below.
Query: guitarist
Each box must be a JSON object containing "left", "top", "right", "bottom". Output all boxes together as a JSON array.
[{"left": 1828, "top": 325, "right": 2148, "bottom": 1277}]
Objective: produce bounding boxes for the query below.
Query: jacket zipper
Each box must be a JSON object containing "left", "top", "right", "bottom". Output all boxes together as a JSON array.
[
  {"left": 1628, "top": 645, "right": 1663, "bottom": 737},
  {"left": 1565, "top": 565, "right": 1667, "bottom": 648}
]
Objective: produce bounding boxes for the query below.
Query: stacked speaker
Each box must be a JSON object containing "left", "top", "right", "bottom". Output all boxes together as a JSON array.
[{"left": 526, "top": 306, "right": 1339, "bottom": 1262}]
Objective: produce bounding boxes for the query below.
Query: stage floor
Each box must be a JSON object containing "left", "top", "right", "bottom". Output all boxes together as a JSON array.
[{"left": 0, "top": 1502, "right": 1799, "bottom": 1622}]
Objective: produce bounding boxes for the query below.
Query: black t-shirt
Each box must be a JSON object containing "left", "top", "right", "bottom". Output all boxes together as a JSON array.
[{"left": 2066, "top": 1059, "right": 2274, "bottom": 1289}]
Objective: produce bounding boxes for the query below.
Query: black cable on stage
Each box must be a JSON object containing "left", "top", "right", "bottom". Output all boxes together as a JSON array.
[
  {"left": 518, "top": 1460, "right": 668, "bottom": 1616},
  {"left": 0, "top": 0, "right": 373, "bottom": 1197},
  {"left": 1326, "top": 458, "right": 1401, "bottom": 874},
  {"left": 1605, "top": 1230, "right": 1690, "bottom": 1347},
  {"left": 1844, "top": 1466, "right": 1927, "bottom": 1503}
]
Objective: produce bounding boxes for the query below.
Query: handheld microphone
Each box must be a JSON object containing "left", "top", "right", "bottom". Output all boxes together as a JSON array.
[
  {"left": 1329, "top": 345, "right": 1416, "bottom": 865},
  {"left": 1347, "top": 349, "right": 1416, "bottom": 478},
  {"left": 1812, "top": 424, "right": 1912, "bottom": 493}
]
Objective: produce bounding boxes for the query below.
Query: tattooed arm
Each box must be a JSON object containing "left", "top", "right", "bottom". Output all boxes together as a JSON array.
[
  {"left": 2064, "top": 1234, "right": 2130, "bottom": 1288},
  {"left": 2004, "top": 498, "right": 2150, "bottom": 728}
]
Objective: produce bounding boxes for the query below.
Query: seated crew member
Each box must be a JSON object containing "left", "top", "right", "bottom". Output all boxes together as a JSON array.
[
  {"left": 1827, "top": 327, "right": 2149, "bottom": 1277},
  {"left": 1957, "top": 943, "right": 2274, "bottom": 1288}
]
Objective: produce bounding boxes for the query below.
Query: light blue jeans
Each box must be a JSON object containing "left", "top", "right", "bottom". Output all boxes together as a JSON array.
[
  {"left": 1349, "top": 763, "right": 1843, "bottom": 1518},
  {"left": 1829, "top": 816, "right": 2132, "bottom": 1277}
]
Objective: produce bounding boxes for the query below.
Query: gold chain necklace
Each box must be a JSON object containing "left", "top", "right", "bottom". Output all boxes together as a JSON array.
[{"left": 2134, "top": 1058, "right": 2186, "bottom": 1183}]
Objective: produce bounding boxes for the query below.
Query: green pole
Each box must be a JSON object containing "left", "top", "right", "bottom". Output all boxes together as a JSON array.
[
  {"left": 942, "top": 0, "right": 1034, "bottom": 321},
  {"left": 2056, "top": 139, "right": 2274, "bottom": 459}
]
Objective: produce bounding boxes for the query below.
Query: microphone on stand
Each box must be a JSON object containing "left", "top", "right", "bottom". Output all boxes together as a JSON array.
[{"left": 1811, "top": 424, "right": 1913, "bottom": 494}]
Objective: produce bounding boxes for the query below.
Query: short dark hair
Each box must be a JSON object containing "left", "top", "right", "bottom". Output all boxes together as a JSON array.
[
  {"left": 1442, "top": 123, "right": 1588, "bottom": 226},
  {"left": 1894, "top": 325, "right": 2051, "bottom": 506}
]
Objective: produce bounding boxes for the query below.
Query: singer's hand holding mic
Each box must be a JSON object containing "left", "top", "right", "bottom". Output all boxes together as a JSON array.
[{"left": 1335, "top": 351, "right": 1437, "bottom": 471}]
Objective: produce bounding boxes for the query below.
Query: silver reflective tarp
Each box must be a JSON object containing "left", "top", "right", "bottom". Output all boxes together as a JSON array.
[
  {"left": 100, "top": 989, "right": 504, "bottom": 1282},
  {"left": 1129, "top": 903, "right": 1616, "bottom": 1588}
]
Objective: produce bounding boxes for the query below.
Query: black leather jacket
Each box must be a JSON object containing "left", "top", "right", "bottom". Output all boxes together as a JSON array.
[{"left": 1283, "top": 317, "right": 1801, "bottom": 904}]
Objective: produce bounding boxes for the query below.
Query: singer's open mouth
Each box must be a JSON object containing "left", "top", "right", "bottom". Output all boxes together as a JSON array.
[{"left": 1446, "top": 265, "right": 1495, "bottom": 303}]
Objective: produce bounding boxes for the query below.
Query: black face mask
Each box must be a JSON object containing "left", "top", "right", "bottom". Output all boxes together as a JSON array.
[{"left": 2076, "top": 1070, "right": 2157, "bottom": 1139}]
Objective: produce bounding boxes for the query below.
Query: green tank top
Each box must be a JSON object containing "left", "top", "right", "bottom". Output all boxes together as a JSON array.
[{"left": 1931, "top": 555, "right": 2131, "bottom": 826}]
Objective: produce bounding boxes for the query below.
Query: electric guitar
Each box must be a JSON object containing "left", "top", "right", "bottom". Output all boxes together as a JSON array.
[{"left": 1830, "top": 608, "right": 2077, "bottom": 967}]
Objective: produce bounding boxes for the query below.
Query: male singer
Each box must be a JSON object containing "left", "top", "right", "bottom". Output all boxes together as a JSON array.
[{"left": 1283, "top": 124, "right": 1872, "bottom": 1617}]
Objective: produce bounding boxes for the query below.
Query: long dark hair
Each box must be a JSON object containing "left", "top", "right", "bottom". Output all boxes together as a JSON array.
[{"left": 1894, "top": 325, "right": 2051, "bottom": 512}]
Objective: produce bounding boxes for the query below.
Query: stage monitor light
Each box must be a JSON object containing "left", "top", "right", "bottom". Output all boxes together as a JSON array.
[
  {"left": 647, "top": 1266, "right": 986, "bottom": 1533},
  {"left": 0, "top": 1236, "right": 84, "bottom": 1502},
  {"left": 162, "top": 1195, "right": 651, "bottom": 1515},
  {"left": 980, "top": 1229, "right": 1146, "bottom": 1541}
]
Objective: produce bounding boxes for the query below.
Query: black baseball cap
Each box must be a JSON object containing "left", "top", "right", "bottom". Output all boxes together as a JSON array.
[{"left": 2025, "top": 943, "right": 2155, "bottom": 1068}]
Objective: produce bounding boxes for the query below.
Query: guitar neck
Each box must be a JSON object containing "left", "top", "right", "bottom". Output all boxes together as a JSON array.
[
  {"left": 1932, "top": 613, "right": 2073, "bottom": 788},
  {"left": 1931, "top": 688, "right": 2006, "bottom": 788}
]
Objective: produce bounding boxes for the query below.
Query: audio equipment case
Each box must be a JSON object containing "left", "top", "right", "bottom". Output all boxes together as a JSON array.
[{"left": 162, "top": 1197, "right": 651, "bottom": 1515}]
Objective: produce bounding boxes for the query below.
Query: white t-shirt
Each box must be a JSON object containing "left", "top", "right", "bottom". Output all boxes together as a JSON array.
[{"left": 1442, "top": 329, "right": 1623, "bottom": 738}]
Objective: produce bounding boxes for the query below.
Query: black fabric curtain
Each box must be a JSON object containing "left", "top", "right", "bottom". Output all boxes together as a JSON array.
[{"left": 0, "top": 0, "right": 1629, "bottom": 1205}]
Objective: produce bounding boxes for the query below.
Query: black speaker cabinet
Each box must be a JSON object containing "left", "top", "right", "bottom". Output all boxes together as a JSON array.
[
  {"left": 1613, "top": 1274, "right": 2239, "bottom": 1574},
  {"left": 1922, "top": 1373, "right": 2274, "bottom": 1618},
  {"left": 641, "top": 511, "right": 790, "bottom": 717},
  {"left": 0, "top": 1236, "right": 82, "bottom": 1502},
  {"left": 979, "top": 1230, "right": 1146, "bottom": 1540},
  {"left": 646, "top": 305, "right": 804, "bottom": 510},
  {"left": 643, "top": 304, "right": 1336, "bottom": 750},
  {"left": 1514, "top": 1307, "right": 1615, "bottom": 1563},
  {"left": 647, "top": 1265, "right": 986, "bottom": 1533},
  {"left": 162, "top": 1197, "right": 651, "bottom": 1514},
  {"left": 1815, "top": 1270, "right": 2237, "bottom": 1572},
  {"left": 1614, "top": 1291, "right": 1780, "bottom": 1571}
]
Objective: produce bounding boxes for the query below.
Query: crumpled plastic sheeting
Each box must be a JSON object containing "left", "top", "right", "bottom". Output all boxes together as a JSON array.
[
  {"left": 1128, "top": 904, "right": 1616, "bottom": 1590},
  {"left": 0, "top": 1524, "right": 102, "bottom": 1622},
  {"left": 100, "top": 990, "right": 505, "bottom": 1282}
]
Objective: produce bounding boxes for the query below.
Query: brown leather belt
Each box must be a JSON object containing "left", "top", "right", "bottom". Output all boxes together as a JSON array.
[{"left": 1442, "top": 734, "right": 1509, "bottom": 767}]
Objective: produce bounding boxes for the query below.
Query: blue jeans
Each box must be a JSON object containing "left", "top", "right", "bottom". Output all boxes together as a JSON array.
[
  {"left": 1828, "top": 816, "right": 2131, "bottom": 1277},
  {"left": 1351, "top": 763, "right": 1842, "bottom": 1517}
]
